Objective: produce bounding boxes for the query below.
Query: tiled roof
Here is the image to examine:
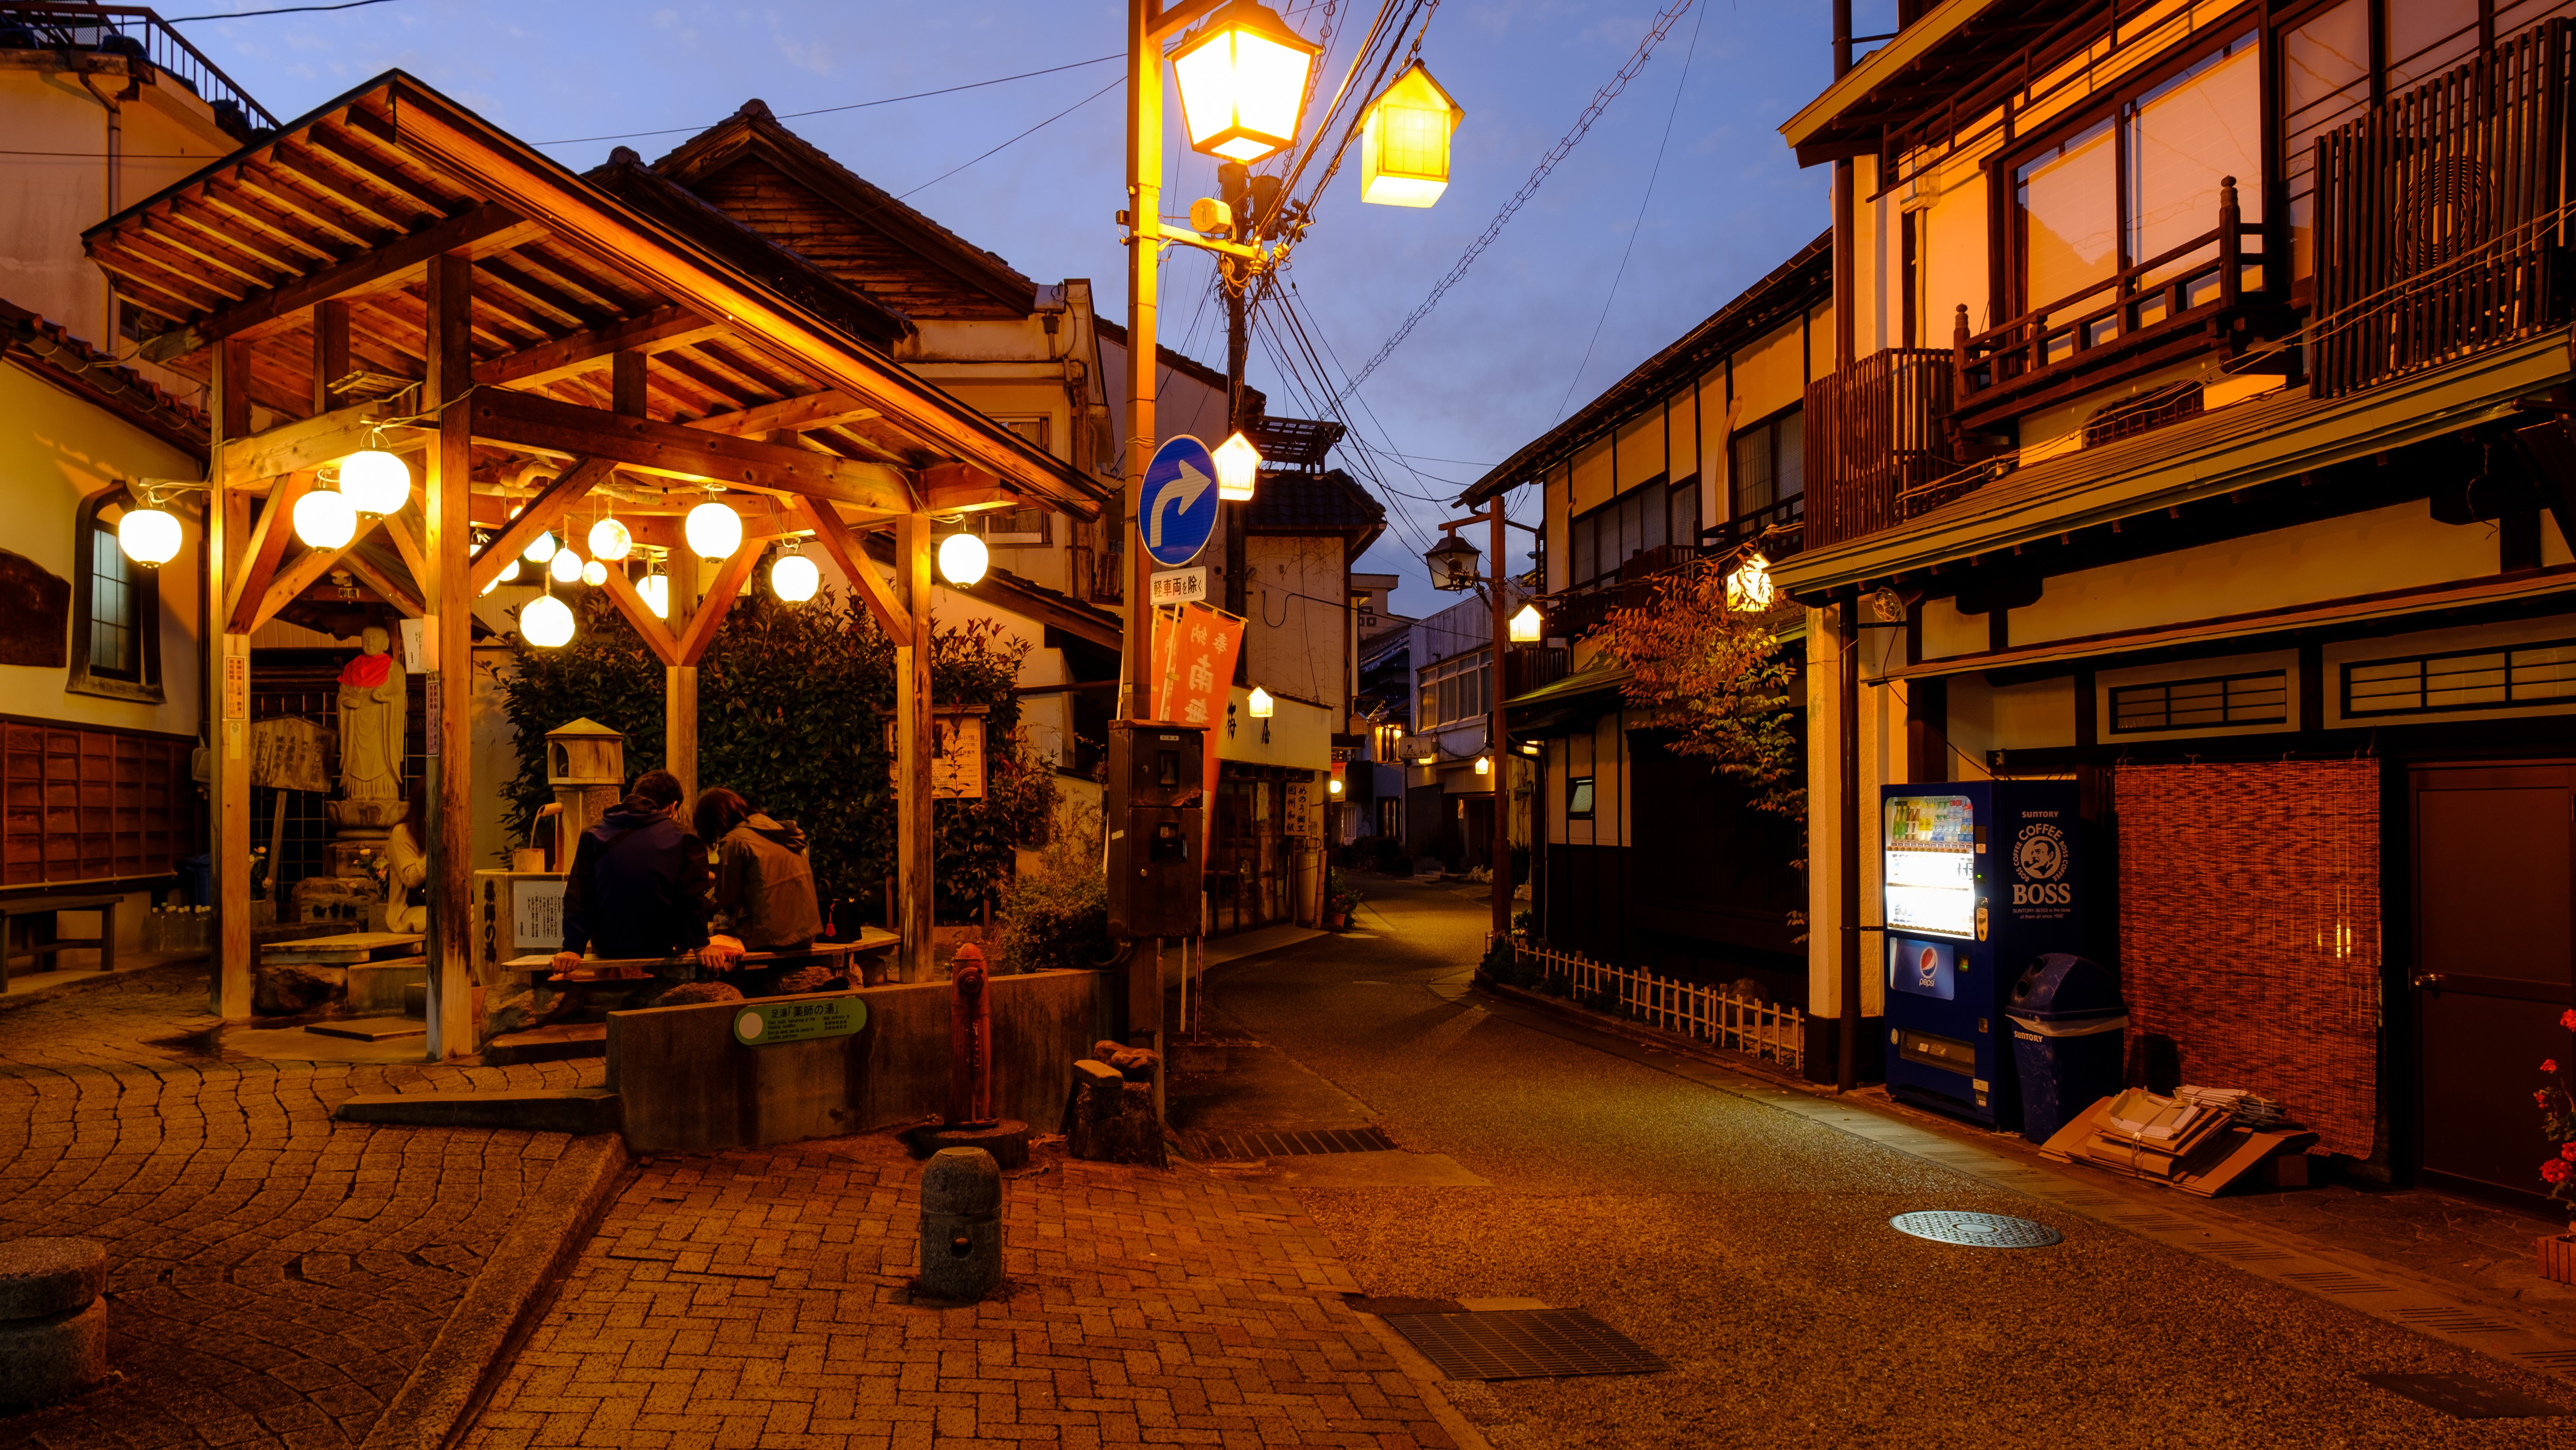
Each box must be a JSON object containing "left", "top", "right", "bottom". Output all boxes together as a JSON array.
[
  {"left": 1244, "top": 467, "right": 1385, "bottom": 543},
  {"left": 0, "top": 297, "right": 208, "bottom": 453}
]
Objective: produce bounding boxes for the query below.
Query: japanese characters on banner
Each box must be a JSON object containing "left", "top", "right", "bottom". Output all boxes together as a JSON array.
[{"left": 1151, "top": 601, "right": 1245, "bottom": 849}]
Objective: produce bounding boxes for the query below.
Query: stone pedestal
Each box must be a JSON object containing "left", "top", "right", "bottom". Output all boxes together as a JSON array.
[
  {"left": 908, "top": 1120, "right": 1030, "bottom": 1171},
  {"left": 0, "top": 1238, "right": 108, "bottom": 1409},
  {"left": 1066, "top": 1059, "right": 1165, "bottom": 1167},
  {"left": 916, "top": 1148, "right": 1003, "bottom": 1301}
]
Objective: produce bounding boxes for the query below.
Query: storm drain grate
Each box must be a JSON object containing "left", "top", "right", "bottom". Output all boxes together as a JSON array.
[
  {"left": 2279, "top": 1270, "right": 2395, "bottom": 1295},
  {"left": 2392, "top": 1306, "right": 2525, "bottom": 1336},
  {"left": 1191, "top": 1125, "right": 1395, "bottom": 1159},
  {"left": 1890, "top": 1211, "right": 2063, "bottom": 1249},
  {"left": 1380, "top": 1309, "right": 1666, "bottom": 1380},
  {"left": 2362, "top": 1373, "right": 2568, "bottom": 1419}
]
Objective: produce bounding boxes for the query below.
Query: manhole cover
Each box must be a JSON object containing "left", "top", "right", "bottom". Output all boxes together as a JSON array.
[
  {"left": 1190, "top": 1125, "right": 1395, "bottom": 1160},
  {"left": 1380, "top": 1309, "right": 1666, "bottom": 1380},
  {"left": 1890, "top": 1211, "right": 2062, "bottom": 1248}
]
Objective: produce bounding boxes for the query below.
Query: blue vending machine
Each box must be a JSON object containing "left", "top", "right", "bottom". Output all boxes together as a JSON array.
[{"left": 1880, "top": 781, "right": 2081, "bottom": 1129}]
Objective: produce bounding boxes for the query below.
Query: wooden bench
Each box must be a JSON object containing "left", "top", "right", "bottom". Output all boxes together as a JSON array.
[
  {"left": 0, "top": 893, "right": 124, "bottom": 991},
  {"left": 506, "top": 934, "right": 896, "bottom": 1026}
]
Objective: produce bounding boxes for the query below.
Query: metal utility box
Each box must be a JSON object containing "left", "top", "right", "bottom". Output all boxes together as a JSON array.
[{"left": 1106, "top": 721, "right": 1204, "bottom": 940}]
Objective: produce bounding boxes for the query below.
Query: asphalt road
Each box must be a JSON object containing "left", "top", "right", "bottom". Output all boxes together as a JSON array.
[{"left": 1190, "top": 876, "right": 2573, "bottom": 1450}]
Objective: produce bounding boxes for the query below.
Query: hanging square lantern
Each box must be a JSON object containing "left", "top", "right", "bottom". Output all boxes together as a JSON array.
[
  {"left": 1360, "top": 62, "right": 1464, "bottom": 208},
  {"left": 1214, "top": 431, "right": 1262, "bottom": 502},
  {"left": 1425, "top": 532, "right": 1480, "bottom": 591},
  {"left": 1172, "top": 0, "right": 1322, "bottom": 164}
]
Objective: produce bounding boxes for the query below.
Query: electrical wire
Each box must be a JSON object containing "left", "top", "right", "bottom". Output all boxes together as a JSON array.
[
  {"left": 1333, "top": 0, "right": 1702, "bottom": 399},
  {"left": 164, "top": 0, "right": 397, "bottom": 20},
  {"left": 534, "top": 54, "right": 1123, "bottom": 147},
  {"left": 896, "top": 75, "right": 1121, "bottom": 199}
]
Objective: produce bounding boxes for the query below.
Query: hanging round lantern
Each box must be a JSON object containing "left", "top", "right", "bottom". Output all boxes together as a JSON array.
[
  {"left": 523, "top": 529, "right": 558, "bottom": 564},
  {"left": 937, "top": 531, "right": 988, "bottom": 586},
  {"left": 520, "top": 593, "right": 575, "bottom": 648},
  {"left": 581, "top": 559, "right": 608, "bottom": 588},
  {"left": 499, "top": 557, "right": 522, "bottom": 585},
  {"left": 548, "top": 547, "right": 582, "bottom": 585},
  {"left": 116, "top": 505, "right": 181, "bottom": 566},
  {"left": 336, "top": 447, "right": 411, "bottom": 515},
  {"left": 637, "top": 573, "right": 669, "bottom": 620},
  {"left": 685, "top": 501, "right": 742, "bottom": 560},
  {"left": 770, "top": 548, "right": 819, "bottom": 603},
  {"left": 292, "top": 487, "right": 356, "bottom": 551},
  {"left": 588, "top": 516, "right": 632, "bottom": 562}
]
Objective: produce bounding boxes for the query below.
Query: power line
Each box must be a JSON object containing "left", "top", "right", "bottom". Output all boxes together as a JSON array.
[
  {"left": 1334, "top": 0, "right": 1701, "bottom": 399},
  {"left": 1552, "top": 0, "right": 1705, "bottom": 422},
  {"left": 165, "top": 0, "right": 397, "bottom": 20},
  {"left": 534, "top": 54, "right": 1122, "bottom": 147},
  {"left": 897, "top": 76, "right": 1120, "bottom": 199}
]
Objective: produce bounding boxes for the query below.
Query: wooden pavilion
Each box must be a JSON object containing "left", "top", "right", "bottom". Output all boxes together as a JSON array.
[{"left": 81, "top": 71, "right": 1115, "bottom": 1052}]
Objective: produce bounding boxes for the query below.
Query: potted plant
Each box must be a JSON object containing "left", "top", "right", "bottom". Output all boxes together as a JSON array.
[
  {"left": 2534, "top": 1008, "right": 2576, "bottom": 1284},
  {"left": 1324, "top": 871, "right": 1361, "bottom": 930}
]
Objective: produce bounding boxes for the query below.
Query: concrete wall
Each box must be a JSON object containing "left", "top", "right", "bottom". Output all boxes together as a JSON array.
[
  {"left": 1244, "top": 534, "right": 1349, "bottom": 713},
  {"left": 608, "top": 968, "right": 1107, "bottom": 1153}
]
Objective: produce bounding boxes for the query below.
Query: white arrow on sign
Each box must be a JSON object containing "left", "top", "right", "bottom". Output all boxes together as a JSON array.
[{"left": 1147, "top": 459, "right": 1214, "bottom": 550}]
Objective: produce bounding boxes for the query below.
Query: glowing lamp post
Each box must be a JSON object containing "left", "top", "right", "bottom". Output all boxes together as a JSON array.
[
  {"left": 1171, "top": 0, "right": 1320, "bottom": 163},
  {"left": 1509, "top": 603, "right": 1543, "bottom": 643},
  {"left": 1425, "top": 531, "right": 1480, "bottom": 592},
  {"left": 1360, "top": 62, "right": 1464, "bottom": 208},
  {"left": 1214, "top": 430, "right": 1262, "bottom": 502}
]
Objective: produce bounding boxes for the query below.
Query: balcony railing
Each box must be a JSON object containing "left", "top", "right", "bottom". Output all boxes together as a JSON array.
[
  {"left": 1953, "top": 186, "right": 2267, "bottom": 428},
  {"left": 1803, "top": 346, "right": 1954, "bottom": 551},
  {"left": 1504, "top": 644, "right": 1568, "bottom": 697},
  {"left": 0, "top": 3, "right": 277, "bottom": 135},
  {"left": 2312, "top": 18, "right": 2572, "bottom": 399}
]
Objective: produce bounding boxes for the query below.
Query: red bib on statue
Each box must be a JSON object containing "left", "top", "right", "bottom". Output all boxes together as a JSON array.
[{"left": 339, "top": 653, "right": 394, "bottom": 688}]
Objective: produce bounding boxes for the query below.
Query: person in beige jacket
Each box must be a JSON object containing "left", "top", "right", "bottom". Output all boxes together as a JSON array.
[{"left": 693, "top": 787, "right": 823, "bottom": 953}]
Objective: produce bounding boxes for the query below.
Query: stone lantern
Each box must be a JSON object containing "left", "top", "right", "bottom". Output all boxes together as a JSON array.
[{"left": 545, "top": 718, "right": 626, "bottom": 868}]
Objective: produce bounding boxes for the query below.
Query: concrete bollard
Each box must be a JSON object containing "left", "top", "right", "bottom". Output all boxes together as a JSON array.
[
  {"left": 917, "top": 1147, "right": 1003, "bottom": 1301},
  {"left": 0, "top": 1237, "right": 108, "bottom": 1409}
]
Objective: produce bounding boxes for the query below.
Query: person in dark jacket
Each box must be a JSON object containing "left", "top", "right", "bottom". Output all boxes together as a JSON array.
[
  {"left": 694, "top": 787, "right": 823, "bottom": 952},
  {"left": 553, "top": 769, "right": 738, "bottom": 973}
]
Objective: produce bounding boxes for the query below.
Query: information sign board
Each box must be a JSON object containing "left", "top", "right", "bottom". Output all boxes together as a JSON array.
[{"left": 733, "top": 996, "right": 868, "bottom": 1046}]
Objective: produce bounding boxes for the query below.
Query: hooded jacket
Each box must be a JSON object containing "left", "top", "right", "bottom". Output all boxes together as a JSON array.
[
  {"left": 711, "top": 813, "right": 823, "bottom": 950},
  {"left": 560, "top": 803, "right": 711, "bottom": 960}
]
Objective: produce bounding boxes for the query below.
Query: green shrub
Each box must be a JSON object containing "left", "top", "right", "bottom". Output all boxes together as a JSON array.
[{"left": 988, "top": 800, "right": 1109, "bottom": 975}]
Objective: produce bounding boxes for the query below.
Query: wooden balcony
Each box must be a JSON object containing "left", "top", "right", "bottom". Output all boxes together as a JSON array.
[
  {"left": 1952, "top": 188, "right": 2270, "bottom": 432},
  {"left": 1802, "top": 346, "right": 1954, "bottom": 551},
  {"left": 2312, "top": 19, "right": 2572, "bottom": 399}
]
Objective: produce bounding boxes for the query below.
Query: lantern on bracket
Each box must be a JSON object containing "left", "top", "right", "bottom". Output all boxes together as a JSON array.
[
  {"left": 1425, "top": 531, "right": 1480, "bottom": 591},
  {"left": 1508, "top": 603, "right": 1543, "bottom": 643},
  {"left": 1726, "top": 553, "right": 1776, "bottom": 613},
  {"left": 1359, "top": 61, "right": 1464, "bottom": 208},
  {"left": 116, "top": 487, "right": 181, "bottom": 567},
  {"left": 938, "top": 530, "right": 988, "bottom": 587},
  {"left": 1171, "top": 0, "right": 1322, "bottom": 164},
  {"left": 770, "top": 541, "right": 819, "bottom": 603},
  {"left": 1214, "top": 431, "right": 1262, "bottom": 502}
]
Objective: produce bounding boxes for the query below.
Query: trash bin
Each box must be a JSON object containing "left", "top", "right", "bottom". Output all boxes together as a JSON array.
[{"left": 2007, "top": 953, "right": 2126, "bottom": 1144}]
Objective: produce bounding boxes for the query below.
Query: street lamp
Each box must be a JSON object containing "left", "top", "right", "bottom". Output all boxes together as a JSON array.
[
  {"left": 1213, "top": 430, "right": 1262, "bottom": 502},
  {"left": 1425, "top": 532, "right": 1480, "bottom": 591},
  {"left": 1171, "top": 0, "right": 1321, "bottom": 163},
  {"left": 938, "top": 531, "right": 989, "bottom": 587},
  {"left": 1508, "top": 603, "right": 1543, "bottom": 643},
  {"left": 1726, "top": 553, "right": 1776, "bottom": 612},
  {"left": 117, "top": 498, "right": 181, "bottom": 566},
  {"left": 1360, "top": 62, "right": 1464, "bottom": 208}
]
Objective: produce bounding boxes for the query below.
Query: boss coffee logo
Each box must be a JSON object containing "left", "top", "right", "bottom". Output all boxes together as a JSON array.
[{"left": 2011, "top": 822, "right": 2070, "bottom": 907}]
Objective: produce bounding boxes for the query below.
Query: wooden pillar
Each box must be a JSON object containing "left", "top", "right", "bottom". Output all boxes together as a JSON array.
[
  {"left": 422, "top": 254, "right": 476, "bottom": 1059},
  {"left": 209, "top": 339, "right": 253, "bottom": 1017},
  {"left": 895, "top": 511, "right": 934, "bottom": 983}
]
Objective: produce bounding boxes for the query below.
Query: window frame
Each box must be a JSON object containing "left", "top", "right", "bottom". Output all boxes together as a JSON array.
[
  {"left": 1566, "top": 774, "right": 1595, "bottom": 820},
  {"left": 1728, "top": 403, "right": 1806, "bottom": 527},
  {"left": 67, "top": 485, "right": 164, "bottom": 704},
  {"left": 1417, "top": 647, "right": 1491, "bottom": 730}
]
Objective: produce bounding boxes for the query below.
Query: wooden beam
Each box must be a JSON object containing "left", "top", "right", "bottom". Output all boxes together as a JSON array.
[
  {"left": 340, "top": 544, "right": 425, "bottom": 618},
  {"left": 249, "top": 522, "right": 379, "bottom": 632},
  {"left": 187, "top": 203, "right": 538, "bottom": 346},
  {"left": 596, "top": 563, "right": 681, "bottom": 666},
  {"left": 692, "top": 389, "right": 880, "bottom": 438},
  {"left": 674, "top": 543, "right": 760, "bottom": 666},
  {"left": 378, "top": 510, "right": 431, "bottom": 593},
  {"left": 424, "top": 248, "right": 477, "bottom": 1060},
  {"left": 219, "top": 401, "right": 383, "bottom": 485},
  {"left": 224, "top": 471, "right": 313, "bottom": 632},
  {"left": 467, "top": 458, "right": 611, "bottom": 596},
  {"left": 211, "top": 337, "right": 255, "bottom": 1020},
  {"left": 470, "top": 305, "right": 720, "bottom": 388},
  {"left": 894, "top": 511, "right": 934, "bottom": 984},
  {"left": 312, "top": 298, "right": 350, "bottom": 413},
  {"left": 793, "top": 497, "right": 910, "bottom": 646},
  {"left": 466, "top": 386, "right": 912, "bottom": 513}
]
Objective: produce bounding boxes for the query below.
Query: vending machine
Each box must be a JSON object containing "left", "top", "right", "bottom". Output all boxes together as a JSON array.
[{"left": 1880, "top": 781, "right": 2081, "bottom": 1128}]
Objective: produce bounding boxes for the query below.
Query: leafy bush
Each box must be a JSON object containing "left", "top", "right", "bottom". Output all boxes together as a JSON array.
[
  {"left": 988, "top": 799, "right": 1109, "bottom": 975},
  {"left": 493, "top": 588, "right": 1054, "bottom": 917}
]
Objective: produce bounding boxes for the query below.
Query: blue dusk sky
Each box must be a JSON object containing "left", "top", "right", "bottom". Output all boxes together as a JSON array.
[{"left": 169, "top": 0, "right": 1850, "bottom": 617}]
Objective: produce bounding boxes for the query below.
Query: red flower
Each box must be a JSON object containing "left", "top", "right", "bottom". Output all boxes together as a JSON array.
[
  {"left": 2547, "top": 1160, "right": 2573, "bottom": 1186},
  {"left": 2561, "top": 1142, "right": 2576, "bottom": 1163},
  {"left": 2563, "top": 1008, "right": 2576, "bottom": 1032}
]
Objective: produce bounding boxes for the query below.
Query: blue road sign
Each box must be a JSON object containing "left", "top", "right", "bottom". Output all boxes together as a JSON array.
[{"left": 1140, "top": 435, "right": 1219, "bottom": 569}]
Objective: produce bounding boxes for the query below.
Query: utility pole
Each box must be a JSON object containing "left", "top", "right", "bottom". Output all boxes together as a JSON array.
[{"left": 1488, "top": 501, "right": 1509, "bottom": 937}]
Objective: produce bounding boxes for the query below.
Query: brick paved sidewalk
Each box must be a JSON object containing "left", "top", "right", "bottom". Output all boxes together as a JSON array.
[
  {"left": 463, "top": 1135, "right": 1461, "bottom": 1449},
  {"left": 0, "top": 964, "right": 603, "bottom": 1449}
]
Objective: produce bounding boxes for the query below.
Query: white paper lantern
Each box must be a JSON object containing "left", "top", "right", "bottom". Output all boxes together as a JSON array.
[
  {"left": 499, "top": 557, "right": 521, "bottom": 585},
  {"left": 770, "top": 551, "right": 819, "bottom": 603},
  {"left": 937, "top": 531, "right": 988, "bottom": 586},
  {"left": 685, "top": 502, "right": 742, "bottom": 560},
  {"left": 292, "top": 487, "right": 356, "bottom": 550},
  {"left": 117, "top": 506, "right": 181, "bottom": 566},
  {"left": 588, "top": 517, "right": 632, "bottom": 561},
  {"left": 637, "top": 573, "right": 669, "bottom": 620},
  {"left": 549, "top": 548, "right": 582, "bottom": 585},
  {"left": 519, "top": 593, "right": 575, "bottom": 648},
  {"left": 582, "top": 559, "right": 608, "bottom": 588},
  {"left": 337, "top": 448, "right": 410, "bottom": 515},
  {"left": 524, "top": 529, "right": 558, "bottom": 564}
]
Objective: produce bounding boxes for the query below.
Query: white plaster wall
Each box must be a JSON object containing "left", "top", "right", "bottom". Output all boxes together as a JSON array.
[{"left": 1244, "top": 534, "right": 1346, "bottom": 713}]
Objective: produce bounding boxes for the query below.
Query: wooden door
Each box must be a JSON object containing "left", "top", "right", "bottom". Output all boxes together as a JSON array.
[{"left": 2412, "top": 762, "right": 2576, "bottom": 1211}]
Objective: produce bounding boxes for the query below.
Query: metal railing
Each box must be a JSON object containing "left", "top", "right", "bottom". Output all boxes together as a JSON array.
[
  {"left": 1803, "top": 346, "right": 1954, "bottom": 550},
  {"left": 2312, "top": 18, "right": 2572, "bottom": 398},
  {"left": 0, "top": 3, "right": 277, "bottom": 133},
  {"left": 1490, "top": 935, "right": 1805, "bottom": 1072}
]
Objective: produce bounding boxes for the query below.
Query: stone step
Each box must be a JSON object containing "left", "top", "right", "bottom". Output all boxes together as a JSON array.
[
  {"left": 305, "top": 1017, "right": 427, "bottom": 1042},
  {"left": 484, "top": 1024, "right": 607, "bottom": 1066},
  {"left": 333, "top": 1089, "right": 620, "bottom": 1135}
]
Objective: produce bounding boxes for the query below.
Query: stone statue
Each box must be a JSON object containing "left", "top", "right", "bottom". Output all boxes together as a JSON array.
[{"left": 327, "top": 626, "right": 407, "bottom": 839}]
